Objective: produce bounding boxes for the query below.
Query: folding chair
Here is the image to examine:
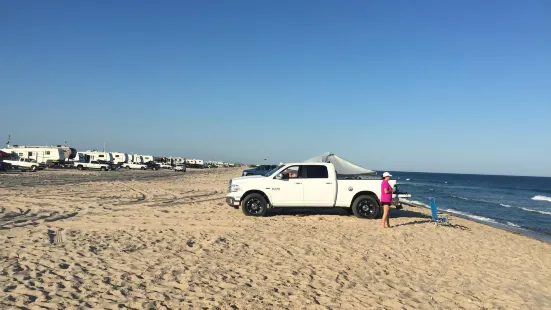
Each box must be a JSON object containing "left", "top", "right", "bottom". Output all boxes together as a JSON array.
[{"left": 429, "top": 198, "right": 448, "bottom": 225}]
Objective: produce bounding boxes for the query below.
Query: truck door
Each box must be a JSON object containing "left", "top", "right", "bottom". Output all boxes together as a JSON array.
[
  {"left": 302, "top": 165, "right": 336, "bottom": 207},
  {"left": 268, "top": 165, "right": 303, "bottom": 206}
]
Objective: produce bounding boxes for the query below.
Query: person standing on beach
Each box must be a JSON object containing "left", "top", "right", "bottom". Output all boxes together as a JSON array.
[{"left": 381, "top": 172, "right": 395, "bottom": 228}]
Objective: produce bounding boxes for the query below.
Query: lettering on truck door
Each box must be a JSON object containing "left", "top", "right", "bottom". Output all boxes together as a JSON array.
[{"left": 302, "top": 165, "right": 335, "bottom": 207}]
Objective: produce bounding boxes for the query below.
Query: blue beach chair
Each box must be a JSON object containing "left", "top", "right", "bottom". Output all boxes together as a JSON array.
[{"left": 429, "top": 198, "right": 448, "bottom": 225}]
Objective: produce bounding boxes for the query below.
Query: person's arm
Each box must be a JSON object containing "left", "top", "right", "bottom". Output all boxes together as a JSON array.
[{"left": 384, "top": 182, "right": 392, "bottom": 194}]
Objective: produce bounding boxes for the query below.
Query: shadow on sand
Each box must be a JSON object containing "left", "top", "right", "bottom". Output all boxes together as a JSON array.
[{"left": 266, "top": 207, "right": 433, "bottom": 220}]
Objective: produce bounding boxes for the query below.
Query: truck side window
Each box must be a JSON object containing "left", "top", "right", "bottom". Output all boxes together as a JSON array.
[
  {"left": 282, "top": 166, "right": 300, "bottom": 179},
  {"left": 305, "top": 165, "right": 329, "bottom": 179}
]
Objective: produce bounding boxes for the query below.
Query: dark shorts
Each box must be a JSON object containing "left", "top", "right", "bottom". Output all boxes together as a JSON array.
[{"left": 381, "top": 201, "right": 392, "bottom": 206}]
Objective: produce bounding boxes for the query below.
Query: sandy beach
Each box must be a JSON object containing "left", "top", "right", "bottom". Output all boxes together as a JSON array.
[{"left": 1, "top": 168, "right": 551, "bottom": 309}]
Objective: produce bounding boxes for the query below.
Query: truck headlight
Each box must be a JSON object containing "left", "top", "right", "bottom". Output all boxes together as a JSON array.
[{"left": 230, "top": 184, "right": 241, "bottom": 192}]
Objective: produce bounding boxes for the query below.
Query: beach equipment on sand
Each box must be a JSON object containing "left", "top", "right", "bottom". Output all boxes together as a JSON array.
[{"left": 429, "top": 198, "right": 448, "bottom": 225}]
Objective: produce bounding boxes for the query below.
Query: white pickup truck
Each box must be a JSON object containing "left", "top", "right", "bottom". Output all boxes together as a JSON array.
[
  {"left": 74, "top": 160, "right": 111, "bottom": 171},
  {"left": 3, "top": 158, "right": 46, "bottom": 172},
  {"left": 226, "top": 162, "right": 396, "bottom": 218},
  {"left": 122, "top": 162, "right": 148, "bottom": 170}
]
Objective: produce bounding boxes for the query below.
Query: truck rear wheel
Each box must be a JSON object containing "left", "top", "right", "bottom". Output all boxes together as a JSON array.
[
  {"left": 77, "top": 165, "right": 83, "bottom": 171},
  {"left": 101, "top": 167, "right": 107, "bottom": 171},
  {"left": 241, "top": 193, "right": 268, "bottom": 217},
  {"left": 352, "top": 195, "right": 380, "bottom": 219}
]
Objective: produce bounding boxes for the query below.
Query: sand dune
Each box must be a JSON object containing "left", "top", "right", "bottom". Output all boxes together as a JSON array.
[{"left": 1, "top": 168, "right": 551, "bottom": 309}]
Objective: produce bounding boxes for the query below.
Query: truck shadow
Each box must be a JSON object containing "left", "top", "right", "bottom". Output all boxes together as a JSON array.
[
  {"left": 268, "top": 208, "right": 351, "bottom": 217},
  {"left": 267, "top": 207, "right": 432, "bottom": 219}
]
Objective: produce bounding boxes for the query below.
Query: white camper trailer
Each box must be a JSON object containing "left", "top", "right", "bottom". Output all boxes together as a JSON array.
[
  {"left": 110, "top": 152, "right": 128, "bottom": 164},
  {"left": 1, "top": 146, "right": 65, "bottom": 165},
  {"left": 77, "top": 151, "right": 113, "bottom": 162},
  {"left": 130, "top": 155, "right": 143, "bottom": 164},
  {"left": 142, "top": 155, "right": 154, "bottom": 163}
]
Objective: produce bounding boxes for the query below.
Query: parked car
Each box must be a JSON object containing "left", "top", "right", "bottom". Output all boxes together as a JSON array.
[
  {"left": 158, "top": 162, "right": 173, "bottom": 169},
  {"left": 122, "top": 162, "right": 148, "bottom": 170},
  {"left": 241, "top": 164, "right": 277, "bottom": 176},
  {"left": 227, "top": 162, "right": 399, "bottom": 218},
  {"left": 174, "top": 164, "right": 187, "bottom": 172},
  {"left": 3, "top": 158, "right": 46, "bottom": 172},
  {"left": 74, "top": 160, "right": 111, "bottom": 171},
  {"left": 143, "top": 161, "right": 161, "bottom": 170},
  {"left": 96, "top": 160, "right": 118, "bottom": 170}
]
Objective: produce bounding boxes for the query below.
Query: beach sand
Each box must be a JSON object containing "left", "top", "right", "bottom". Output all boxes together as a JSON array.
[{"left": 1, "top": 168, "right": 550, "bottom": 309}]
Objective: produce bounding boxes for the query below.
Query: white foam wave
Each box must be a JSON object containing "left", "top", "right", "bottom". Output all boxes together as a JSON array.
[
  {"left": 400, "top": 198, "right": 430, "bottom": 208},
  {"left": 499, "top": 203, "right": 512, "bottom": 208},
  {"left": 520, "top": 207, "right": 551, "bottom": 216},
  {"left": 507, "top": 222, "right": 520, "bottom": 228},
  {"left": 451, "top": 195, "right": 470, "bottom": 201},
  {"left": 532, "top": 195, "right": 551, "bottom": 203},
  {"left": 443, "top": 208, "right": 498, "bottom": 224}
]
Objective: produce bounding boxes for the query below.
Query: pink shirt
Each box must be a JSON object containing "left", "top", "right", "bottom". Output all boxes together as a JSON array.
[{"left": 381, "top": 179, "right": 393, "bottom": 203}]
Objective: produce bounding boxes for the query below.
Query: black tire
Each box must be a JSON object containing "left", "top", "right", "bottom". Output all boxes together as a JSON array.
[
  {"left": 141, "top": 167, "right": 146, "bottom": 170},
  {"left": 126, "top": 166, "right": 131, "bottom": 169},
  {"left": 101, "top": 167, "right": 107, "bottom": 171},
  {"left": 31, "top": 165, "right": 37, "bottom": 172},
  {"left": 241, "top": 193, "right": 268, "bottom": 217},
  {"left": 351, "top": 195, "right": 380, "bottom": 219},
  {"left": 77, "top": 165, "right": 83, "bottom": 171}
]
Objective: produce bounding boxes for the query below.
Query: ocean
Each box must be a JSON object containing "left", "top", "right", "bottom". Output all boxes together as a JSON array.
[{"left": 393, "top": 172, "right": 551, "bottom": 242}]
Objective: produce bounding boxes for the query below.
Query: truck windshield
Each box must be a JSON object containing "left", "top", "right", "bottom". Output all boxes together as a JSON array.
[{"left": 264, "top": 165, "right": 283, "bottom": 177}]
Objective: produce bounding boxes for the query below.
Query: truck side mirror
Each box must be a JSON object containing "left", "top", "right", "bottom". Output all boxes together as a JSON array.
[{"left": 276, "top": 173, "right": 283, "bottom": 180}]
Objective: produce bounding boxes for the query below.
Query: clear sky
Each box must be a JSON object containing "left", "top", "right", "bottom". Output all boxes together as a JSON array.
[{"left": 1, "top": 1, "right": 550, "bottom": 176}]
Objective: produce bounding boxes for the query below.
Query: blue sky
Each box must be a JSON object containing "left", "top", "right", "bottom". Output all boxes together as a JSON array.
[{"left": 1, "top": 1, "right": 550, "bottom": 176}]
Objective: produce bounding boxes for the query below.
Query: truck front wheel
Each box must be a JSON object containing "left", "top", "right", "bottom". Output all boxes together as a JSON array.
[
  {"left": 352, "top": 195, "right": 380, "bottom": 219},
  {"left": 241, "top": 193, "right": 268, "bottom": 217},
  {"left": 77, "top": 165, "right": 83, "bottom": 171},
  {"left": 31, "top": 165, "right": 37, "bottom": 172}
]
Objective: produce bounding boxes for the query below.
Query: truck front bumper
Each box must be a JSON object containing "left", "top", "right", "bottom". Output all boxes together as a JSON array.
[{"left": 226, "top": 195, "right": 241, "bottom": 208}]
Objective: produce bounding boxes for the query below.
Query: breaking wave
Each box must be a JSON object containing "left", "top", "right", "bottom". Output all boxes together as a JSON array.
[
  {"left": 520, "top": 207, "right": 551, "bottom": 216},
  {"left": 532, "top": 195, "right": 551, "bottom": 203},
  {"left": 443, "top": 209, "right": 498, "bottom": 224},
  {"left": 499, "top": 203, "right": 512, "bottom": 208},
  {"left": 507, "top": 222, "right": 520, "bottom": 228}
]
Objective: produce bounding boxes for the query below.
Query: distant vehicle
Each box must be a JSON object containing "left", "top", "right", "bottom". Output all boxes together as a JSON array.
[
  {"left": 110, "top": 152, "right": 128, "bottom": 165},
  {"left": 96, "top": 160, "right": 118, "bottom": 170},
  {"left": 174, "top": 164, "right": 186, "bottom": 172},
  {"left": 242, "top": 165, "right": 277, "bottom": 176},
  {"left": 122, "top": 162, "right": 148, "bottom": 170},
  {"left": 143, "top": 161, "right": 160, "bottom": 170},
  {"left": 3, "top": 157, "right": 46, "bottom": 172},
  {"left": 74, "top": 159, "right": 111, "bottom": 171},
  {"left": 76, "top": 151, "right": 113, "bottom": 163},
  {"left": 158, "top": 162, "right": 173, "bottom": 169},
  {"left": 1, "top": 146, "right": 65, "bottom": 166}
]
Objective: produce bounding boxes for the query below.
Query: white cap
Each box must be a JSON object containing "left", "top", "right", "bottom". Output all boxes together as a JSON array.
[{"left": 382, "top": 172, "right": 392, "bottom": 177}]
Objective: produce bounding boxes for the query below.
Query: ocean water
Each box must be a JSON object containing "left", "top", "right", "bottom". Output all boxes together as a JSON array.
[{"left": 393, "top": 172, "right": 551, "bottom": 241}]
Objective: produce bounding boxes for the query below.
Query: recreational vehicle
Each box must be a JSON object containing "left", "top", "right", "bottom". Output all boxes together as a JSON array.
[
  {"left": 131, "top": 155, "right": 143, "bottom": 163},
  {"left": 110, "top": 152, "right": 128, "bottom": 164},
  {"left": 1, "top": 146, "right": 65, "bottom": 165},
  {"left": 76, "top": 151, "right": 113, "bottom": 163},
  {"left": 142, "top": 155, "right": 154, "bottom": 163}
]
